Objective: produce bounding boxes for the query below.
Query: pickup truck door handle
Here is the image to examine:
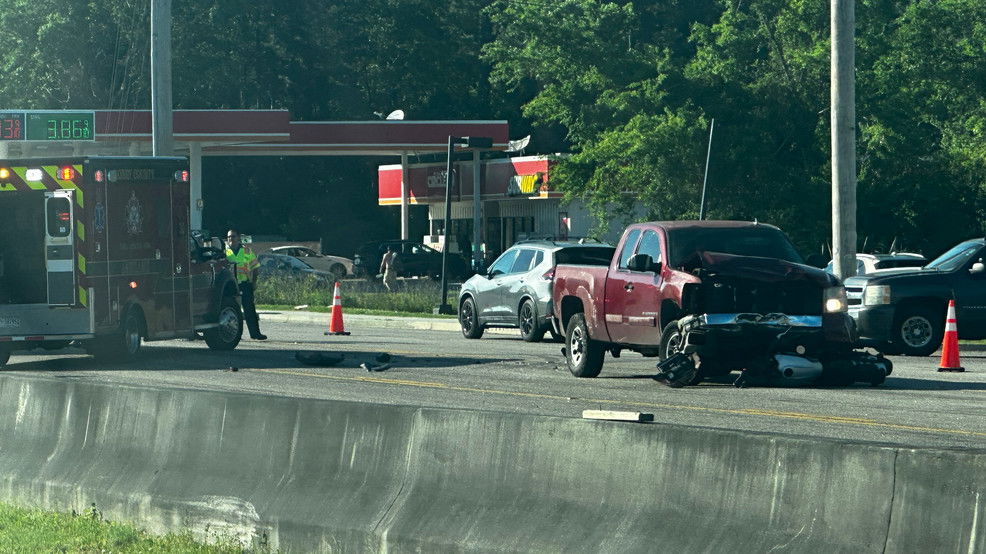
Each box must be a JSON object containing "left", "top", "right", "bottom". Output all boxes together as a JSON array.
[{"left": 624, "top": 283, "right": 634, "bottom": 292}]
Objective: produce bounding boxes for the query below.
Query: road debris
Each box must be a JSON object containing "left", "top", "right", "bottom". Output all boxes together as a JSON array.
[
  {"left": 582, "top": 410, "right": 654, "bottom": 423},
  {"left": 361, "top": 362, "right": 392, "bottom": 372}
]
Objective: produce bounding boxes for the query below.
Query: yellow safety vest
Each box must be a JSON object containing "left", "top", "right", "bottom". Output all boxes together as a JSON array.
[{"left": 225, "top": 245, "right": 260, "bottom": 283}]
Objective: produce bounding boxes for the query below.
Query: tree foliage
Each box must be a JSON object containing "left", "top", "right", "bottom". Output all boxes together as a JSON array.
[{"left": 1, "top": 0, "right": 985, "bottom": 256}]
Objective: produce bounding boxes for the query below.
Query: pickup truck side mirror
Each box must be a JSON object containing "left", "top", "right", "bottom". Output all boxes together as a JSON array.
[
  {"left": 628, "top": 253, "right": 660, "bottom": 273},
  {"left": 970, "top": 260, "right": 985, "bottom": 275}
]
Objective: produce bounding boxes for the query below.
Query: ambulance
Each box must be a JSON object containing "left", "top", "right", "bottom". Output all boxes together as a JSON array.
[{"left": 0, "top": 156, "right": 243, "bottom": 367}]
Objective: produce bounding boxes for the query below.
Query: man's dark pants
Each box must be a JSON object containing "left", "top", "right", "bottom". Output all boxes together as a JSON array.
[{"left": 238, "top": 281, "right": 263, "bottom": 338}]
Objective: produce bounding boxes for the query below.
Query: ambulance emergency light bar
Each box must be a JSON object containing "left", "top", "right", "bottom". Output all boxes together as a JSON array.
[{"left": 0, "top": 110, "right": 95, "bottom": 141}]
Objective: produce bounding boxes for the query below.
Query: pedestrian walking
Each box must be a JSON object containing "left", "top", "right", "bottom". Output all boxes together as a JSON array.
[
  {"left": 380, "top": 245, "right": 397, "bottom": 292},
  {"left": 225, "top": 229, "right": 267, "bottom": 340}
]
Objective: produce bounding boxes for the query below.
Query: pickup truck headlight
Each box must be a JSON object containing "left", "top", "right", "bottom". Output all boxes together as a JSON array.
[
  {"left": 863, "top": 284, "right": 891, "bottom": 306},
  {"left": 824, "top": 286, "right": 848, "bottom": 313}
]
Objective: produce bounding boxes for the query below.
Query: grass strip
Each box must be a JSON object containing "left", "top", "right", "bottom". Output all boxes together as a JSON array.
[
  {"left": 0, "top": 502, "right": 253, "bottom": 553},
  {"left": 255, "top": 276, "right": 460, "bottom": 315},
  {"left": 257, "top": 304, "right": 456, "bottom": 319}
]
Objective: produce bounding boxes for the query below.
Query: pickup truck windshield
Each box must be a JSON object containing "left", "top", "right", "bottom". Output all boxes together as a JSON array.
[
  {"left": 667, "top": 227, "right": 804, "bottom": 267},
  {"left": 925, "top": 241, "right": 983, "bottom": 271}
]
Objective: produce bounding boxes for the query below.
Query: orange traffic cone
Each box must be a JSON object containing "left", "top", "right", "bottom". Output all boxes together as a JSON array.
[
  {"left": 324, "top": 281, "right": 351, "bottom": 336},
  {"left": 938, "top": 299, "right": 964, "bottom": 372}
]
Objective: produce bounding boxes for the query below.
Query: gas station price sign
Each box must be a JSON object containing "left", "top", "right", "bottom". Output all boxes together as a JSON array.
[
  {"left": 0, "top": 111, "right": 95, "bottom": 141},
  {"left": 0, "top": 112, "right": 24, "bottom": 140}
]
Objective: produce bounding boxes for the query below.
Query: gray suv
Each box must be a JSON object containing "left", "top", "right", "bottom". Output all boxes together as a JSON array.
[{"left": 457, "top": 241, "right": 614, "bottom": 342}]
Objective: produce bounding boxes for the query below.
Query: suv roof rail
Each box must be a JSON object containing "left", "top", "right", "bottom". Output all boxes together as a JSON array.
[{"left": 514, "top": 235, "right": 604, "bottom": 246}]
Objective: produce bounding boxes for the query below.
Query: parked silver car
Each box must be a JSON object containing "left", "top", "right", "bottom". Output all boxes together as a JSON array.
[
  {"left": 269, "top": 245, "right": 353, "bottom": 279},
  {"left": 258, "top": 253, "right": 336, "bottom": 287},
  {"left": 457, "top": 241, "right": 615, "bottom": 342}
]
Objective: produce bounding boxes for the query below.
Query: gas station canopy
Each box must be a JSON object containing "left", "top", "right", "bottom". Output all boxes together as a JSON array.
[{"left": 0, "top": 109, "right": 509, "bottom": 157}]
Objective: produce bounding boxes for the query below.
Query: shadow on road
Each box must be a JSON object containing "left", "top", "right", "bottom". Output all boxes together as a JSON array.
[
  {"left": 1, "top": 344, "right": 518, "bottom": 373},
  {"left": 882, "top": 376, "right": 986, "bottom": 391}
]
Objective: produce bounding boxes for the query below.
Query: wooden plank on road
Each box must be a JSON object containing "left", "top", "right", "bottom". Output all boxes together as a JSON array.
[{"left": 582, "top": 410, "right": 654, "bottom": 423}]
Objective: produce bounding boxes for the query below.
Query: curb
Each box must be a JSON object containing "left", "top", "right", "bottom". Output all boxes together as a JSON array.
[{"left": 258, "top": 310, "right": 520, "bottom": 336}]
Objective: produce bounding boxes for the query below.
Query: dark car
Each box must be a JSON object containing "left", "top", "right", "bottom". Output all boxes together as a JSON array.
[
  {"left": 457, "top": 240, "right": 615, "bottom": 342},
  {"left": 845, "top": 238, "right": 986, "bottom": 356},
  {"left": 352, "top": 240, "right": 470, "bottom": 280}
]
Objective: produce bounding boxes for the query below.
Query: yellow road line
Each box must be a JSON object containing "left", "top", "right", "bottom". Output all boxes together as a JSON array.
[{"left": 256, "top": 369, "right": 986, "bottom": 438}]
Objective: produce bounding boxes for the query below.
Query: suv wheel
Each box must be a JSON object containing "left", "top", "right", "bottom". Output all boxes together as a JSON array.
[
  {"left": 518, "top": 299, "right": 546, "bottom": 342},
  {"left": 459, "top": 297, "right": 484, "bottom": 339},
  {"left": 892, "top": 305, "right": 944, "bottom": 357},
  {"left": 205, "top": 296, "right": 243, "bottom": 351},
  {"left": 565, "top": 313, "right": 604, "bottom": 377}
]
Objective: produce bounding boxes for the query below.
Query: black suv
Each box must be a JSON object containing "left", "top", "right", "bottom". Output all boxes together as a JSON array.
[
  {"left": 352, "top": 240, "right": 470, "bottom": 280},
  {"left": 845, "top": 238, "right": 986, "bottom": 356}
]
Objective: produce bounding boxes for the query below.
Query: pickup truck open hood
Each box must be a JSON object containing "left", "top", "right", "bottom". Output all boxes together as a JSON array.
[{"left": 694, "top": 251, "right": 837, "bottom": 288}]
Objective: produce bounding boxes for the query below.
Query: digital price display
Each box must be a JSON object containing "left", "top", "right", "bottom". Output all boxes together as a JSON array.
[
  {"left": 0, "top": 112, "right": 25, "bottom": 140},
  {"left": 0, "top": 111, "right": 95, "bottom": 141},
  {"left": 26, "top": 112, "right": 94, "bottom": 141}
]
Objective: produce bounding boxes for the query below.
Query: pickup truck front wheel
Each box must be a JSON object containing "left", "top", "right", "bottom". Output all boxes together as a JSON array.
[
  {"left": 565, "top": 313, "right": 604, "bottom": 378},
  {"left": 204, "top": 296, "right": 243, "bottom": 351},
  {"left": 892, "top": 306, "right": 944, "bottom": 357}
]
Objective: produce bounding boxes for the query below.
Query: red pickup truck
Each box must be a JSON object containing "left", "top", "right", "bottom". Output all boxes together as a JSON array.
[{"left": 550, "top": 221, "right": 891, "bottom": 387}]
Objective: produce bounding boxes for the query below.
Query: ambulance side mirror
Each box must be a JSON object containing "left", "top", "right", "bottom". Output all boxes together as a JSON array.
[{"left": 196, "top": 247, "right": 223, "bottom": 262}]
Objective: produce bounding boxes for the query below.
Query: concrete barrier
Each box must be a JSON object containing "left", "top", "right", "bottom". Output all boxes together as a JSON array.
[{"left": 0, "top": 374, "right": 981, "bottom": 552}]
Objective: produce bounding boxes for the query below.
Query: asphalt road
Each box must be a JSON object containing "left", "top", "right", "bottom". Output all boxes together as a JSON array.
[{"left": 3, "top": 312, "right": 985, "bottom": 450}]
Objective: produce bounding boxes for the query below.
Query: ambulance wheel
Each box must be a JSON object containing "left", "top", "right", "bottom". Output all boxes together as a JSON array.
[
  {"left": 565, "top": 313, "right": 604, "bottom": 378},
  {"left": 0, "top": 346, "right": 10, "bottom": 369},
  {"left": 95, "top": 308, "right": 143, "bottom": 361},
  {"left": 205, "top": 296, "right": 243, "bottom": 351}
]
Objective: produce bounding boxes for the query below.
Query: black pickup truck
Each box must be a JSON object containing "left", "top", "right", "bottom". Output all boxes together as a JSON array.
[{"left": 844, "top": 238, "right": 986, "bottom": 356}]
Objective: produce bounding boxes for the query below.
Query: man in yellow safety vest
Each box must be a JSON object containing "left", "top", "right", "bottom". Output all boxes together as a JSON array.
[{"left": 225, "top": 229, "right": 267, "bottom": 340}]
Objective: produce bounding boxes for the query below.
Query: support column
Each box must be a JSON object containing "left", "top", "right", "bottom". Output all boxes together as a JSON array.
[
  {"left": 189, "top": 142, "right": 203, "bottom": 230},
  {"left": 400, "top": 152, "right": 410, "bottom": 240},
  {"left": 150, "top": 0, "right": 174, "bottom": 156},
  {"left": 472, "top": 150, "right": 482, "bottom": 271},
  {"left": 831, "top": 0, "right": 857, "bottom": 279}
]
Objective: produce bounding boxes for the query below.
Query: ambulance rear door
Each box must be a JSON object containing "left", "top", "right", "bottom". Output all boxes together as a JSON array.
[{"left": 44, "top": 190, "right": 75, "bottom": 305}]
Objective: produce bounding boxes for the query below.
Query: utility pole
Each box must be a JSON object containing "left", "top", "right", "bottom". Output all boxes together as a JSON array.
[
  {"left": 150, "top": 0, "right": 174, "bottom": 156},
  {"left": 831, "top": 0, "right": 856, "bottom": 279},
  {"left": 699, "top": 118, "right": 715, "bottom": 220}
]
